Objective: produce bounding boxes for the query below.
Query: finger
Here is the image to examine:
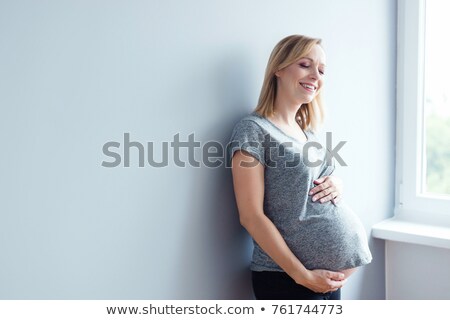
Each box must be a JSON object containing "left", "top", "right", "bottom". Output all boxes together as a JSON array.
[
  {"left": 324, "top": 280, "right": 345, "bottom": 294},
  {"left": 332, "top": 195, "right": 341, "bottom": 205},
  {"left": 328, "top": 271, "right": 345, "bottom": 280},
  {"left": 313, "top": 189, "right": 334, "bottom": 202},
  {"left": 311, "top": 177, "right": 335, "bottom": 193},
  {"left": 319, "top": 191, "right": 339, "bottom": 203},
  {"left": 313, "top": 176, "right": 328, "bottom": 184},
  {"left": 330, "top": 279, "right": 347, "bottom": 288},
  {"left": 309, "top": 183, "right": 326, "bottom": 195},
  {"left": 313, "top": 178, "right": 331, "bottom": 188}
]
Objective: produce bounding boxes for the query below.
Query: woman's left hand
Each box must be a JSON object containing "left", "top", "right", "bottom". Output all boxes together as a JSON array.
[{"left": 309, "top": 175, "right": 343, "bottom": 205}]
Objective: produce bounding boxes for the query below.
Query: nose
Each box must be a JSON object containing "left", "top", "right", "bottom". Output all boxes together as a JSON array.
[{"left": 309, "top": 67, "right": 320, "bottom": 80}]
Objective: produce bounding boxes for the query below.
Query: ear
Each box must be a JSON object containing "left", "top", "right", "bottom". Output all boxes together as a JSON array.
[{"left": 274, "top": 70, "right": 281, "bottom": 78}]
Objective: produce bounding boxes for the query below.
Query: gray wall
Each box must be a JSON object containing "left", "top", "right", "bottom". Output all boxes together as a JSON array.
[{"left": 0, "top": 0, "right": 396, "bottom": 299}]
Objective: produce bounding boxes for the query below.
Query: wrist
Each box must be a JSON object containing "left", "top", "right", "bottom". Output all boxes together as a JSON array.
[{"left": 289, "top": 266, "right": 311, "bottom": 286}]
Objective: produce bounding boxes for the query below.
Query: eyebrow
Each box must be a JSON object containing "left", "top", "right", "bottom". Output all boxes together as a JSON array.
[{"left": 300, "top": 57, "right": 326, "bottom": 67}]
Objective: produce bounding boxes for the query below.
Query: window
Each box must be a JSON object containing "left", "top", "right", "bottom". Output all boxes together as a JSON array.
[
  {"left": 396, "top": 0, "right": 450, "bottom": 225},
  {"left": 423, "top": 0, "right": 450, "bottom": 196}
]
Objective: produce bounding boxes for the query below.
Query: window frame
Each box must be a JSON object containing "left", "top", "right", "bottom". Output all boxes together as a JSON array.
[{"left": 396, "top": 0, "right": 450, "bottom": 226}]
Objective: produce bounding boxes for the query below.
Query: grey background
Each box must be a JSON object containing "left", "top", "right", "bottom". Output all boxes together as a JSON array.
[{"left": 0, "top": 0, "right": 396, "bottom": 299}]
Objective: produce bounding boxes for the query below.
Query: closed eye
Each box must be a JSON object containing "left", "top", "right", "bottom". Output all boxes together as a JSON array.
[{"left": 300, "top": 63, "right": 325, "bottom": 75}]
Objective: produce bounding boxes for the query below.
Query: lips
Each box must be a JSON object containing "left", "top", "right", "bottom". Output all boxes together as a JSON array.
[{"left": 300, "top": 83, "right": 317, "bottom": 92}]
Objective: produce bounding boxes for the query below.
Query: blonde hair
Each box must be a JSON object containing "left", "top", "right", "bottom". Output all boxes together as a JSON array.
[{"left": 254, "top": 35, "right": 325, "bottom": 133}]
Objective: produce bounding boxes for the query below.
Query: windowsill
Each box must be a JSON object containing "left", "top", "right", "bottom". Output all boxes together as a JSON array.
[{"left": 372, "top": 217, "right": 450, "bottom": 250}]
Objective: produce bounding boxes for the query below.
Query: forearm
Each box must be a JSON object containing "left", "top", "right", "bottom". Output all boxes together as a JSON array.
[{"left": 241, "top": 213, "right": 310, "bottom": 285}]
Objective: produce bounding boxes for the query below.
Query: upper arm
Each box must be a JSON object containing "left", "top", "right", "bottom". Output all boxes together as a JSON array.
[{"left": 231, "top": 150, "right": 265, "bottom": 225}]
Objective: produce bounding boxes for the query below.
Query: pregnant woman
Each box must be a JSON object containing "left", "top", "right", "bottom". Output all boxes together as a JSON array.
[{"left": 229, "top": 35, "right": 372, "bottom": 300}]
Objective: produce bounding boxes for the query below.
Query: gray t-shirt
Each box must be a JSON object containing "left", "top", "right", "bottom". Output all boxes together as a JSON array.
[{"left": 228, "top": 111, "right": 372, "bottom": 272}]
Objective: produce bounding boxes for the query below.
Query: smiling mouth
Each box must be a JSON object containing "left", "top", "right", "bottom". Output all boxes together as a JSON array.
[{"left": 300, "top": 83, "right": 316, "bottom": 91}]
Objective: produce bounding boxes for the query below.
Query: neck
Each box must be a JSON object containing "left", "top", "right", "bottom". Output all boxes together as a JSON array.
[{"left": 272, "top": 95, "right": 304, "bottom": 127}]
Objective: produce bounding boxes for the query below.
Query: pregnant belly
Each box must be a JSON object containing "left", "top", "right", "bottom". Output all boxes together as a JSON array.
[
  {"left": 341, "top": 267, "right": 357, "bottom": 279},
  {"left": 285, "top": 198, "right": 372, "bottom": 271}
]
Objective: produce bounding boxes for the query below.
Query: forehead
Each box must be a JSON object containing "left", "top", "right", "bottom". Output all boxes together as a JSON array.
[{"left": 299, "top": 45, "right": 326, "bottom": 66}]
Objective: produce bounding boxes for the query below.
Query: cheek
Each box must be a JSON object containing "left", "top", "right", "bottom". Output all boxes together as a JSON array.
[
  {"left": 283, "top": 71, "right": 303, "bottom": 87},
  {"left": 286, "top": 65, "right": 305, "bottom": 78},
  {"left": 317, "top": 80, "right": 324, "bottom": 91},
  {"left": 295, "top": 68, "right": 308, "bottom": 79}
]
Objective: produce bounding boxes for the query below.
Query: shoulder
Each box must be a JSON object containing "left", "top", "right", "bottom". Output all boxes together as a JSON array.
[
  {"left": 231, "top": 112, "right": 268, "bottom": 136},
  {"left": 227, "top": 112, "right": 268, "bottom": 167},
  {"left": 234, "top": 112, "right": 266, "bottom": 127}
]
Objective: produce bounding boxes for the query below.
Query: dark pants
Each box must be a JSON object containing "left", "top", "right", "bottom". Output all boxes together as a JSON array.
[{"left": 252, "top": 271, "right": 341, "bottom": 300}]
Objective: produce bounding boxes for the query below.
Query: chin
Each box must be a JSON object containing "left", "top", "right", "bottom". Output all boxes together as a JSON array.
[
  {"left": 295, "top": 96, "right": 313, "bottom": 105},
  {"left": 302, "top": 97, "right": 315, "bottom": 104}
]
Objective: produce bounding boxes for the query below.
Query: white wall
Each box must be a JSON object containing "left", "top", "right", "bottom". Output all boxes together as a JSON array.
[
  {"left": 386, "top": 241, "right": 450, "bottom": 299},
  {"left": 0, "top": 0, "right": 396, "bottom": 299}
]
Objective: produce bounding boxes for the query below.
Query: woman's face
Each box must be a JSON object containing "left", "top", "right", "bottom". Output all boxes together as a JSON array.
[{"left": 275, "top": 44, "right": 326, "bottom": 105}]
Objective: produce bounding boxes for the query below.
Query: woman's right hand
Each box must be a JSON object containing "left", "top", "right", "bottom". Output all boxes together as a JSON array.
[{"left": 296, "top": 269, "right": 347, "bottom": 293}]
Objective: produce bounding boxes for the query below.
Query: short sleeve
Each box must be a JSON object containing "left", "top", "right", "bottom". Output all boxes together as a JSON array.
[{"left": 226, "top": 119, "right": 266, "bottom": 167}]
